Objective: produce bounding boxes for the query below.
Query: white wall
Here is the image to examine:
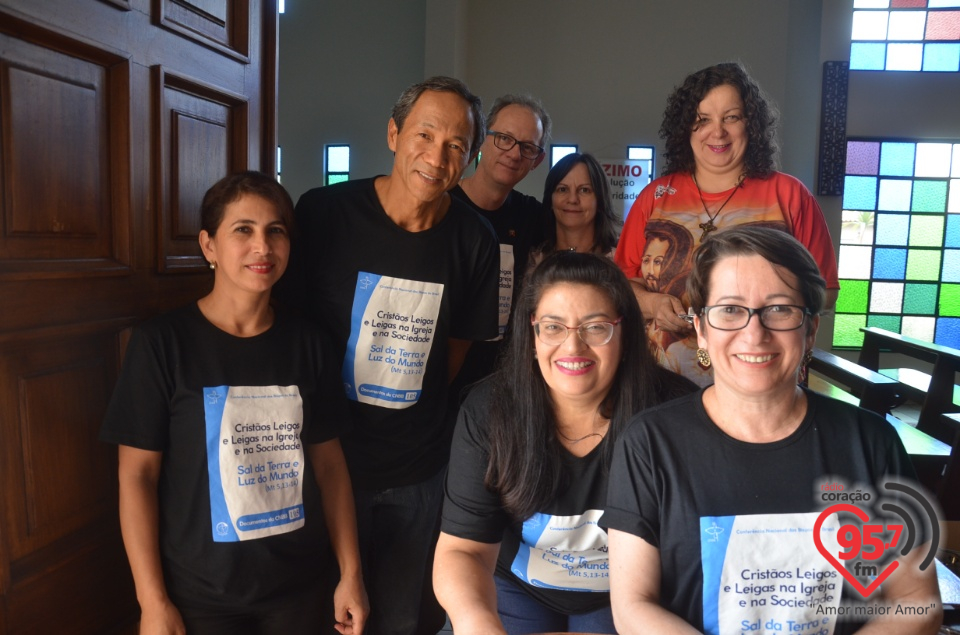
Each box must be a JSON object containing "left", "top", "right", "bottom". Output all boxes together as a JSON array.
[{"left": 278, "top": 0, "right": 426, "bottom": 201}]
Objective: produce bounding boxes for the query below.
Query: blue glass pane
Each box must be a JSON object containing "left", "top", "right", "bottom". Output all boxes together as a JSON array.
[
  {"left": 935, "top": 318, "right": 960, "bottom": 350},
  {"left": 923, "top": 43, "right": 960, "bottom": 72},
  {"left": 877, "top": 179, "right": 912, "bottom": 211},
  {"left": 873, "top": 248, "right": 908, "bottom": 279},
  {"left": 875, "top": 213, "right": 910, "bottom": 245},
  {"left": 850, "top": 43, "right": 887, "bottom": 70},
  {"left": 947, "top": 215, "right": 960, "bottom": 248},
  {"left": 844, "top": 176, "right": 878, "bottom": 210},
  {"left": 880, "top": 142, "right": 916, "bottom": 177},
  {"left": 944, "top": 249, "right": 960, "bottom": 282}
]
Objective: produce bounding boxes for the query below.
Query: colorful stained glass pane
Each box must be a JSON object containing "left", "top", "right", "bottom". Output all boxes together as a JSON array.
[
  {"left": 855, "top": 0, "right": 889, "bottom": 6},
  {"left": 912, "top": 180, "right": 948, "bottom": 211},
  {"left": 834, "top": 314, "right": 868, "bottom": 348},
  {"left": 868, "top": 314, "right": 902, "bottom": 332},
  {"left": 945, "top": 250, "right": 960, "bottom": 281},
  {"left": 930, "top": 1, "right": 960, "bottom": 8},
  {"left": 947, "top": 217, "right": 960, "bottom": 248},
  {"left": 926, "top": 10, "right": 960, "bottom": 37},
  {"left": 936, "top": 318, "right": 960, "bottom": 349},
  {"left": 844, "top": 176, "right": 879, "bottom": 210},
  {"left": 870, "top": 281, "right": 905, "bottom": 311},
  {"left": 837, "top": 280, "right": 871, "bottom": 313},
  {"left": 891, "top": 0, "right": 925, "bottom": 6},
  {"left": 853, "top": 10, "right": 891, "bottom": 39},
  {"left": 878, "top": 179, "right": 913, "bottom": 210},
  {"left": 908, "top": 215, "right": 945, "bottom": 245},
  {"left": 904, "top": 283, "right": 938, "bottom": 313},
  {"left": 876, "top": 213, "right": 910, "bottom": 245},
  {"left": 880, "top": 143, "right": 916, "bottom": 176},
  {"left": 888, "top": 10, "right": 927, "bottom": 38},
  {"left": 923, "top": 43, "right": 960, "bottom": 70},
  {"left": 839, "top": 245, "right": 874, "bottom": 278},
  {"left": 846, "top": 141, "right": 881, "bottom": 175},
  {"left": 906, "top": 249, "right": 942, "bottom": 279},
  {"left": 902, "top": 316, "right": 936, "bottom": 340},
  {"left": 916, "top": 143, "right": 953, "bottom": 177},
  {"left": 873, "top": 248, "right": 908, "bottom": 278},
  {"left": 851, "top": 43, "right": 889, "bottom": 70},
  {"left": 941, "top": 284, "right": 960, "bottom": 315},
  {"left": 887, "top": 42, "right": 924, "bottom": 69},
  {"left": 841, "top": 211, "right": 876, "bottom": 245}
]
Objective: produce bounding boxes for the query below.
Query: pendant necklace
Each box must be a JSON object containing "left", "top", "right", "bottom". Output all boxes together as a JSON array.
[{"left": 693, "top": 173, "right": 742, "bottom": 241}]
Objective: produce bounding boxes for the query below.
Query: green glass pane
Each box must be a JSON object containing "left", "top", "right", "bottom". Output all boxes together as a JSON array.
[
  {"left": 326, "top": 173, "right": 349, "bottom": 185},
  {"left": 903, "top": 283, "right": 938, "bottom": 315},
  {"left": 867, "top": 314, "right": 902, "bottom": 332},
  {"left": 908, "top": 215, "right": 945, "bottom": 247},
  {"left": 833, "top": 314, "right": 867, "bottom": 348},
  {"left": 941, "top": 284, "right": 960, "bottom": 317},
  {"left": 836, "top": 280, "right": 870, "bottom": 313},
  {"left": 911, "top": 180, "right": 948, "bottom": 212},
  {"left": 906, "top": 250, "right": 942, "bottom": 280}
]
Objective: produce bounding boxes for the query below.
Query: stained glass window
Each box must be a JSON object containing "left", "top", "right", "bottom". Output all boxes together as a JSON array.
[
  {"left": 834, "top": 139, "right": 960, "bottom": 348},
  {"left": 851, "top": 0, "right": 960, "bottom": 72}
]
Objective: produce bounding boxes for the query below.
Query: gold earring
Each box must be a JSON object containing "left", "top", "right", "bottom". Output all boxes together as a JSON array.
[{"left": 696, "top": 348, "right": 711, "bottom": 370}]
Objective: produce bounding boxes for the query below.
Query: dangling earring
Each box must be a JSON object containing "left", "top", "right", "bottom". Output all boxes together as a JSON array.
[
  {"left": 209, "top": 261, "right": 216, "bottom": 270},
  {"left": 696, "top": 348, "right": 711, "bottom": 370},
  {"left": 798, "top": 349, "right": 813, "bottom": 384}
]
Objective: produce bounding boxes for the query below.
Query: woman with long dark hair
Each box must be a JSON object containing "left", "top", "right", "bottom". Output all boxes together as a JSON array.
[{"left": 433, "top": 251, "right": 694, "bottom": 634}]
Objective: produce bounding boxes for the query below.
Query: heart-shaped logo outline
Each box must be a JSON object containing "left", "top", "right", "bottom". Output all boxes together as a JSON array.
[{"left": 814, "top": 503, "right": 899, "bottom": 598}]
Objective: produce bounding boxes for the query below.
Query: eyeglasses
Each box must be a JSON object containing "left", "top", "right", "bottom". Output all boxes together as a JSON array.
[
  {"left": 531, "top": 317, "right": 623, "bottom": 346},
  {"left": 488, "top": 130, "right": 543, "bottom": 160},
  {"left": 701, "top": 305, "right": 811, "bottom": 331}
]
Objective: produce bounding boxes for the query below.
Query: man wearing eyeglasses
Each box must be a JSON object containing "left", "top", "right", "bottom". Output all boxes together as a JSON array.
[{"left": 449, "top": 94, "right": 551, "bottom": 401}]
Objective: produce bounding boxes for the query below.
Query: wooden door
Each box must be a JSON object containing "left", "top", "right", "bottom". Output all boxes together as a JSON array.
[{"left": 0, "top": 0, "right": 276, "bottom": 631}]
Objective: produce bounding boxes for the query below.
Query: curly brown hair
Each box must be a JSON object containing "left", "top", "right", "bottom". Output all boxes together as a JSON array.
[{"left": 660, "top": 62, "right": 779, "bottom": 179}]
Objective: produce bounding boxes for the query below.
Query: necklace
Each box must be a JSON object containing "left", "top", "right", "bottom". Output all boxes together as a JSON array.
[
  {"left": 693, "top": 174, "right": 742, "bottom": 241},
  {"left": 556, "top": 417, "right": 610, "bottom": 445}
]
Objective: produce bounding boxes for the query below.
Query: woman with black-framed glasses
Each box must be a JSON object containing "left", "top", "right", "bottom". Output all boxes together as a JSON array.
[
  {"left": 604, "top": 226, "right": 940, "bottom": 635},
  {"left": 433, "top": 251, "right": 695, "bottom": 634}
]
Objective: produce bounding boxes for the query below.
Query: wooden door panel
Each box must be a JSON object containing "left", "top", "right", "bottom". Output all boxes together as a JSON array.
[
  {"left": 156, "top": 67, "right": 248, "bottom": 272},
  {"left": 0, "top": 30, "right": 131, "bottom": 276},
  {"left": 0, "top": 0, "right": 274, "bottom": 631}
]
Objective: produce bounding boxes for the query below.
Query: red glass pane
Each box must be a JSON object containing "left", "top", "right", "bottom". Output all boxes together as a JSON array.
[
  {"left": 926, "top": 11, "right": 960, "bottom": 39},
  {"left": 892, "top": 0, "right": 927, "bottom": 7}
]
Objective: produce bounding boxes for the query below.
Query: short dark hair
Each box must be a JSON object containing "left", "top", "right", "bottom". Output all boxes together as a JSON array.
[
  {"left": 485, "top": 251, "right": 691, "bottom": 519},
  {"left": 487, "top": 94, "right": 552, "bottom": 149},
  {"left": 390, "top": 76, "right": 485, "bottom": 157},
  {"left": 660, "top": 62, "right": 779, "bottom": 179},
  {"left": 686, "top": 225, "right": 826, "bottom": 323},
  {"left": 200, "top": 171, "right": 294, "bottom": 236},
  {"left": 541, "top": 153, "right": 619, "bottom": 254}
]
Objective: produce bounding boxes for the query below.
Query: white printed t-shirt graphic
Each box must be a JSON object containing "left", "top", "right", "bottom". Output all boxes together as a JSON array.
[
  {"left": 701, "top": 512, "right": 842, "bottom": 635},
  {"left": 492, "top": 245, "right": 515, "bottom": 340},
  {"left": 342, "top": 272, "right": 443, "bottom": 409},
  {"left": 510, "top": 509, "right": 609, "bottom": 591},
  {"left": 205, "top": 385, "right": 306, "bottom": 542}
]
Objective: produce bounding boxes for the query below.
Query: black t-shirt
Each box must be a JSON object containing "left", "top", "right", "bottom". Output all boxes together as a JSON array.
[
  {"left": 447, "top": 185, "right": 546, "bottom": 403},
  {"left": 280, "top": 178, "right": 500, "bottom": 490},
  {"left": 442, "top": 369, "right": 697, "bottom": 615},
  {"left": 603, "top": 389, "right": 917, "bottom": 635},
  {"left": 100, "top": 304, "right": 348, "bottom": 611}
]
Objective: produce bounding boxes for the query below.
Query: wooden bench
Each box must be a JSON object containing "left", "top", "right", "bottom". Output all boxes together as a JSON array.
[
  {"left": 806, "top": 347, "right": 903, "bottom": 416},
  {"left": 858, "top": 327, "right": 960, "bottom": 444},
  {"left": 937, "top": 413, "right": 960, "bottom": 520}
]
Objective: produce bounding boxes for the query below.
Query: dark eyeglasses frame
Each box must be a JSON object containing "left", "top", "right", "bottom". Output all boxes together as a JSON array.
[
  {"left": 487, "top": 130, "right": 544, "bottom": 160},
  {"left": 700, "top": 304, "right": 812, "bottom": 331}
]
